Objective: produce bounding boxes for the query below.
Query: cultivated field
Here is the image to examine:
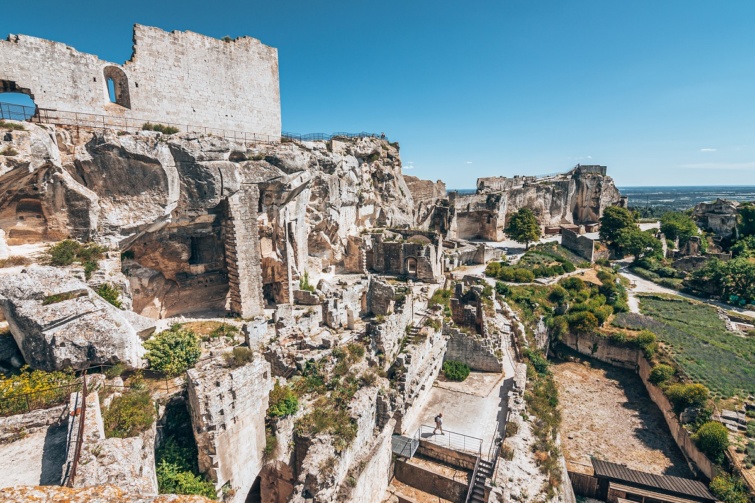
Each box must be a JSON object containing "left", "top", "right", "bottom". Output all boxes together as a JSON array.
[{"left": 617, "top": 296, "right": 755, "bottom": 398}]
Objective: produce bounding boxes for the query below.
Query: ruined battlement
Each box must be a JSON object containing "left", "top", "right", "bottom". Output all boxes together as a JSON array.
[{"left": 0, "top": 24, "right": 280, "bottom": 137}]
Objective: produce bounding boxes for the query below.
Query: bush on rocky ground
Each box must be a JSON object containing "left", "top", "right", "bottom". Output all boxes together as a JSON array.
[
  {"left": 102, "top": 389, "right": 155, "bottom": 438},
  {"left": 442, "top": 360, "right": 470, "bottom": 381},
  {"left": 144, "top": 324, "right": 202, "bottom": 377},
  {"left": 47, "top": 239, "right": 106, "bottom": 279}
]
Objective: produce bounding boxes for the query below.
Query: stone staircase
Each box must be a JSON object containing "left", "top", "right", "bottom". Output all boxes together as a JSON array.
[{"left": 468, "top": 458, "right": 495, "bottom": 503}]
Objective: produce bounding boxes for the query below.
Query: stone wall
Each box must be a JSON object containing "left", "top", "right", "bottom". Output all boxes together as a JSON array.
[
  {"left": 559, "top": 331, "right": 640, "bottom": 369},
  {"left": 416, "top": 441, "right": 478, "bottom": 470},
  {"left": 226, "top": 185, "right": 265, "bottom": 318},
  {"left": 637, "top": 358, "right": 718, "bottom": 480},
  {"left": 65, "top": 389, "right": 158, "bottom": 494},
  {"left": 561, "top": 228, "right": 598, "bottom": 262},
  {"left": 394, "top": 458, "right": 468, "bottom": 503},
  {"left": 443, "top": 325, "right": 503, "bottom": 372},
  {"left": 186, "top": 356, "right": 273, "bottom": 502},
  {"left": 0, "top": 25, "right": 280, "bottom": 138}
]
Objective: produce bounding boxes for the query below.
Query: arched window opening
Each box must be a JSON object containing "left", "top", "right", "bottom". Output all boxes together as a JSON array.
[
  {"left": 0, "top": 88, "right": 37, "bottom": 121},
  {"left": 406, "top": 257, "right": 417, "bottom": 275},
  {"left": 103, "top": 66, "right": 131, "bottom": 109}
]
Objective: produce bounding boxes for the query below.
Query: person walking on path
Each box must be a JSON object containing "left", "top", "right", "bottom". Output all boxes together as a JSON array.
[{"left": 433, "top": 412, "right": 444, "bottom": 435}]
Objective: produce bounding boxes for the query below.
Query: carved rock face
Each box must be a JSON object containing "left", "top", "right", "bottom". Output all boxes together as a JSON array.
[{"left": 0, "top": 266, "right": 151, "bottom": 371}]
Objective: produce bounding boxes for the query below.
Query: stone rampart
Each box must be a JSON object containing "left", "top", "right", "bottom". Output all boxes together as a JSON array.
[{"left": 0, "top": 25, "right": 280, "bottom": 137}]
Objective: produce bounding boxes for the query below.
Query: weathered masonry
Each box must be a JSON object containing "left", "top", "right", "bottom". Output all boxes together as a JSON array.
[{"left": 0, "top": 24, "right": 281, "bottom": 137}]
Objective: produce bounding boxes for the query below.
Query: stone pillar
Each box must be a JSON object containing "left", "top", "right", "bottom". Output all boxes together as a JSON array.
[
  {"left": 226, "top": 185, "right": 265, "bottom": 318},
  {"left": 187, "top": 357, "right": 273, "bottom": 503}
]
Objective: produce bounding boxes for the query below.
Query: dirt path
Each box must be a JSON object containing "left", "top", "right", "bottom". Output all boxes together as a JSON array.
[
  {"left": 552, "top": 358, "right": 691, "bottom": 477},
  {"left": 619, "top": 267, "right": 755, "bottom": 318}
]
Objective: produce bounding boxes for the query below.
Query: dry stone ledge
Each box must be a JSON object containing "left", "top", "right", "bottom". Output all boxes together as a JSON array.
[
  {"left": 0, "top": 484, "right": 214, "bottom": 503},
  {"left": 0, "top": 266, "right": 150, "bottom": 370},
  {"left": 64, "top": 389, "right": 158, "bottom": 495},
  {"left": 187, "top": 354, "right": 273, "bottom": 503}
]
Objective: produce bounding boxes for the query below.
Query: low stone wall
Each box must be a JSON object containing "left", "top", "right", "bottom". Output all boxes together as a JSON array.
[
  {"left": 637, "top": 358, "right": 718, "bottom": 480},
  {"left": 394, "top": 458, "right": 468, "bottom": 503},
  {"left": 559, "top": 331, "right": 640, "bottom": 369},
  {"left": 417, "top": 441, "right": 478, "bottom": 470},
  {"left": 443, "top": 325, "right": 502, "bottom": 372},
  {"left": 561, "top": 228, "right": 596, "bottom": 262},
  {"left": 66, "top": 389, "right": 158, "bottom": 494},
  {"left": 0, "top": 404, "right": 66, "bottom": 443},
  {"left": 341, "top": 419, "right": 395, "bottom": 503}
]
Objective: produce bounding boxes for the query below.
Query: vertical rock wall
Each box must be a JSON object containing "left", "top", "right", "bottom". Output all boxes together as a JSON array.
[{"left": 187, "top": 357, "right": 273, "bottom": 502}]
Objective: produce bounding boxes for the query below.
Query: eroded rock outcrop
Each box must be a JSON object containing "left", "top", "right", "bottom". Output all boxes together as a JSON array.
[{"left": 0, "top": 266, "right": 150, "bottom": 370}]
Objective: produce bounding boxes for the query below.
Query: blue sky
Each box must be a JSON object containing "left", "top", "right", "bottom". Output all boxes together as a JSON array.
[{"left": 1, "top": 1, "right": 754, "bottom": 188}]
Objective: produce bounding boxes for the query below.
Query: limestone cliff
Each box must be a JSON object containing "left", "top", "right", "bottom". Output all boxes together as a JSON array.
[
  {"left": 0, "top": 122, "right": 415, "bottom": 318},
  {"left": 443, "top": 165, "right": 624, "bottom": 241}
]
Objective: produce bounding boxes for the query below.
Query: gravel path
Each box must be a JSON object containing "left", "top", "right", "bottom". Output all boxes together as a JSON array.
[{"left": 619, "top": 267, "right": 755, "bottom": 318}]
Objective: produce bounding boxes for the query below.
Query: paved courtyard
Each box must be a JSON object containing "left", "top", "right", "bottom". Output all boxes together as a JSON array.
[{"left": 404, "top": 368, "right": 512, "bottom": 457}]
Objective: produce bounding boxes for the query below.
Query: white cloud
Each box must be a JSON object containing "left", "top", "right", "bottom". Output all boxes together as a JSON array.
[
  {"left": 404, "top": 161, "right": 415, "bottom": 170},
  {"left": 465, "top": 161, "right": 473, "bottom": 164},
  {"left": 699, "top": 148, "right": 717, "bottom": 152}
]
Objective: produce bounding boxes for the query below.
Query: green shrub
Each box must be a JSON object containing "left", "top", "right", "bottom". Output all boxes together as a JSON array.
[
  {"left": 693, "top": 421, "right": 729, "bottom": 462},
  {"left": 649, "top": 364, "right": 675, "bottom": 385},
  {"left": 142, "top": 122, "right": 180, "bottom": 134},
  {"left": 103, "top": 390, "right": 155, "bottom": 438},
  {"left": 104, "top": 363, "right": 126, "bottom": 379},
  {"left": 429, "top": 288, "right": 453, "bottom": 308},
  {"left": 224, "top": 346, "right": 254, "bottom": 368},
  {"left": 443, "top": 360, "right": 471, "bottom": 381},
  {"left": 299, "top": 270, "right": 315, "bottom": 292},
  {"left": 495, "top": 281, "right": 511, "bottom": 296},
  {"left": 157, "top": 460, "right": 217, "bottom": 499},
  {"left": 562, "top": 261, "right": 576, "bottom": 273},
  {"left": 47, "top": 239, "right": 106, "bottom": 279},
  {"left": 560, "top": 276, "right": 586, "bottom": 292},
  {"left": 665, "top": 383, "right": 709, "bottom": 413},
  {"left": 592, "top": 305, "right": 614, "bottom": 326},
  {"left": 96, "top": 283, "right": 122, "bottom": 309},
  {"left": 208, "top": 323, "right": 239, "bottom": 339},
  {"left": 0, "top": 366, "right": 77, "bottom": 417},
  {"left": 155, "top": 401, "right": 215, "bottom": 498},
  {"left": 527, "top": 351, "right": 550, "bottom": 375},
  {"left": 268, "top": 381, "right": 299, "bottom": 417},
  {"left": 746, "top": 420, "right": 755, "bottom": 438},
  {"left": 548, "top": 286, "right": 568, "bottom": 304},
  {"left": 567, "top": 311, "right": 598, "bottom": 334},
  {"left": 144, "top": 325, "right": 202, "bottom": 376},
  {"left": 710, "top": 473, "right": 749, "bottom": 503}
]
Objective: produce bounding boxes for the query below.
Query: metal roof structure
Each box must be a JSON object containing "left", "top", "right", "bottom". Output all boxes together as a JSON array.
[{"left": 591, "top": 459, "right": 716, "bottom": 502}]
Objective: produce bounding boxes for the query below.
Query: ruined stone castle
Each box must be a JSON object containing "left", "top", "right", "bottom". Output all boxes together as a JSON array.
[
  {"left": 0, "top": 25, "right": 280, "bottom": 138},
  {"left": 0, "top": 25, "right": 627, "bottom": 503}
]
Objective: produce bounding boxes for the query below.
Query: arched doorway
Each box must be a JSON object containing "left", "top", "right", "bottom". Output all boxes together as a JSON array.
[
  {"left": 405, "top": 257, "right": 417, "bottom": 276},
  {"left": 103, "top": 66, "right": 131, "bottom": 108}
]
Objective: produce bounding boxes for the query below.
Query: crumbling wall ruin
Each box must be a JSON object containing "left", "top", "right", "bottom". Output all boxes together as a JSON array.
[
  {"left": 445, "top": 165, "right": 623, "bottom": 241},
  {"left": 186, "top": 356, "right": 273, "bottom": 503},
  {"left": 0, "top": 25, "right": 280, "bottom": 138}
]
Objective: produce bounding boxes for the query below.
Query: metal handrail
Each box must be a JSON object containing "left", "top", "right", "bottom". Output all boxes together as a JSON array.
[
  {"left": 0, "top": 101, "right": 389, "bottom": 144},
  {"left": 65, "top": 371, "right": 87, "bottom": 487},
  {"left": 465, "top": 455, "right": 481, "bottom": 503},
  {"left": 418, "top": 424, "right": 482, "bottom": 455}
]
